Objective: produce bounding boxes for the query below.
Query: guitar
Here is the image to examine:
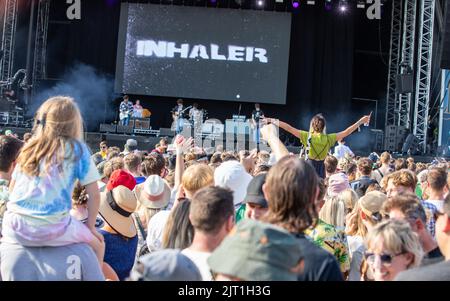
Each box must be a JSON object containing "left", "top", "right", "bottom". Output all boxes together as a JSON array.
[
  {"left": 120, "top": 110, "right": 132, "bottom": 121},
  {"left": 172, "top": 106, "right": 192, "bottom": 122}
]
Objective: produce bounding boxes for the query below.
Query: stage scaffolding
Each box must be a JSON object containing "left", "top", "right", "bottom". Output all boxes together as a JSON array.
[
  {"left": 413, "top": 0, "right": 436, "bottom": 153},
  {"left": 0, "top": 0, "right": 18, "bottom": 94},
  {"left": 385, "top": 0, "right": 438, "bottom": 154},
  {"left": 32, "top": 0, "right": 51, "bottom": 84},
  {"left": 385, "top": 0, "right": 403, "bottom": 128}
]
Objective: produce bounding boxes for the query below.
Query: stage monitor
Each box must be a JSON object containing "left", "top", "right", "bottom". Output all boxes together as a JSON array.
[{"left": 115, "top": 4, "right": 291, "bottom": 105}]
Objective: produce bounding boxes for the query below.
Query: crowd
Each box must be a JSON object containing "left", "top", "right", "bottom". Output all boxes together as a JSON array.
[{"left": 0, "top": 96, "right": 449, "bottom": 281}]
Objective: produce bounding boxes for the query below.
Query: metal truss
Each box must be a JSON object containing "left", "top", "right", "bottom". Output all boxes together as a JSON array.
[
  {"left": 397, "top": 0, "right": 417, "bottom": 129},
  {"left": 0, "top": 0, "right": 18, "bottom": 92},
  {"left": 385, "top": 0, "right": 403, "bottom": 127},
  {"left": 32, "top": 0, "right": 51, "bottom": 83},
  {"left": 413, "top": 0, "right": 436, "bottom": 153}
]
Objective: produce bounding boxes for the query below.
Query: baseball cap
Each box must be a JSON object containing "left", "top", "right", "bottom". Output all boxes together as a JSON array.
[
  {"left": 208, "top": 219, "right": 303, "bottom": 281},
  {"left": 129, "top": 249, "right": 202, "bottom": 281},
  {"left": 243, "top": 174, "right": 268, "bottom": 208},
  {"left": 106, "top": 169, "right": 136, "bottom": 191},
  {"left": 124, "top": 139, "right": 138, "bottom": 154},
  {"left": 359, "top": 191, "right": 387, "bottom": 222}
]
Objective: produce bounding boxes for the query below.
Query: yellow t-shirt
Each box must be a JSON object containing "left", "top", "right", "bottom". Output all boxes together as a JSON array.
[{"left": 299, "top": 131, "right": 337, "bottom": 161}]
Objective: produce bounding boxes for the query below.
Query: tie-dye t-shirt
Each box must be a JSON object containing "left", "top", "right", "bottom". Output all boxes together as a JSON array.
[{"left": 5, "top": 141, "right": 100, "bottom": 241}]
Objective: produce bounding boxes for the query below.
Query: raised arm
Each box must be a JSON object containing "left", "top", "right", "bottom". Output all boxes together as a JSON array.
[
  {"left": 174, "top": 136, "right": 193, "bottom": 190},
  {"left": 264, "top": 118, "right": 301, "bottom": 138},
  {"left": 260, "top": 124, "right": 289, "bottom": 161},
  {"left": 336, "top": 114, "right": 371, "bottom": 142}
]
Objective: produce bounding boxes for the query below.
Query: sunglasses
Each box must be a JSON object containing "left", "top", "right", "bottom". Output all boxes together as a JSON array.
[{"left": 364, "top": 252, "right": 406, "bottom": 266}]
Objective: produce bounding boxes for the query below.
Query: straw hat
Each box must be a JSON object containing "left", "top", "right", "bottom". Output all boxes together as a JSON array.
[
  {"left": 99, "top": 185, "right": 137, "bottom": 238},
  {"left": 134, "top": 175, "right": 171, "bottom": 209}
]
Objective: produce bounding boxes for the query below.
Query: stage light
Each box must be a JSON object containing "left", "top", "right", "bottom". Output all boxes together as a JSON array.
[
  {"left": 356, "top": 0, "right": 365, "bottom": 8},
  {"left": 292, "top": 0, "right": 299, "bottom": 8},
  {"left": 307, "top": 0, "right": 316, "bottom": 4},
  {"left": 339, "top": 0, "right": 348, "bottom": 12},
  {"left": 257, "top": 0, "right": 264, "bottom": 7}
]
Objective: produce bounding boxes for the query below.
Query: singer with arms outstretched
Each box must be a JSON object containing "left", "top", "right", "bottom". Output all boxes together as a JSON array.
[{"left": 264, "top": 113, "right": 371, "bottom": 178}]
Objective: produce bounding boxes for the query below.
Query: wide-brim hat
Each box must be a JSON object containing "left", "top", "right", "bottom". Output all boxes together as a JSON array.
[
  {"left": 134, "top": 180, "right": 171, "bottom": 209},
  {"left": 99, "top": 185, "right": 137, "bottom": 238}
]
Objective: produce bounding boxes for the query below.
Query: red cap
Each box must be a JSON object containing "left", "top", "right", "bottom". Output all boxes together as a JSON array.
[{"left": 106, "top": 169, "right": 136, "bottom": 191}]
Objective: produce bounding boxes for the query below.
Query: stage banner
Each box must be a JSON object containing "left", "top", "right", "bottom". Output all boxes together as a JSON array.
[{"left": 115, "top": 3, "right": 291, "bottom": 105}]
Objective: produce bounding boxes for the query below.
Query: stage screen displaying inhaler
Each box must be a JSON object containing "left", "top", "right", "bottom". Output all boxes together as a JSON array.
[{"left": 115, "top": 3, "right": 291, "bottom": 104}]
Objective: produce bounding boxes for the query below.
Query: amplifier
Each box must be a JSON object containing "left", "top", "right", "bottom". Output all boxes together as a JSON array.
[{"left": 134, "top": 118, "right": 151, "bottom": 130}]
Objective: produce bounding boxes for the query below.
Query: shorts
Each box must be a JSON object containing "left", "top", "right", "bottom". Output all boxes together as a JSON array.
[{"left": 1, "top": 211, "right": 95, "bottom": 247}]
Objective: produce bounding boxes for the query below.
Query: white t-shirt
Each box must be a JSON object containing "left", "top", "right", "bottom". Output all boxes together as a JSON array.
[
  {"left": 181, "top": 248, "right": 213, "bottom": 281},
  {"left": 146, "top": 210, "right": 171, "bottom": 252},
  {"left": 333, "top": 144, "right": 354, "bottom": 160},
  {"left": 347, "top": 235, "right": 365, "bottom": 281},
  {"left": 426, "top": 200, "right": 444, "bottom": 212}
]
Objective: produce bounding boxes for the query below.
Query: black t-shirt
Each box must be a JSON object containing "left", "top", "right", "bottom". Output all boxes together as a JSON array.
[
  {"left": 251, "top": 109, "right": 264, "bottom": 122},
  {"left": 294, "top": 234, "right": 344, "bottom": 281}
]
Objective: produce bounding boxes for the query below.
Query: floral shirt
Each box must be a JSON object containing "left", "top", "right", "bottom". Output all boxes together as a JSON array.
[{"left": 305, "top": 219, "right": 350, "bottom": 275}]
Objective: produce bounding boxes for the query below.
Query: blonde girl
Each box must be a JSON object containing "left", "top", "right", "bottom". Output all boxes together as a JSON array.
[{"left": 1, "top": 97, "right": 104, "bottom": 264}]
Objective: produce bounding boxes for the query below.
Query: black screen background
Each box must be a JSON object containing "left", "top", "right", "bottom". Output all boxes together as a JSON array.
[{"left": 116, "top": 4, "right": 291, "bottom": 104}]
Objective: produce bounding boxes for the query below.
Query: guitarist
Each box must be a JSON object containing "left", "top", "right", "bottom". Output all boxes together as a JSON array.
[
  {"left": 119, "top": 95, "right": 134, "bottom": 126},
  {"left": 172, "top": 99, "right": 185, "bottom": 134}
]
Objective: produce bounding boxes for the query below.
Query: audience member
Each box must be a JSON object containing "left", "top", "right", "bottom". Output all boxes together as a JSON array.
[
  {"left": 395, "top": 193, "right": 450, "bottom": 280},
  {"left": 182, "top": 186, "right": 235, "bottom": 281},
  {"left": 129, "top": 249, "right": 201, "bottom": 281},
  {"left": 383, "top": 193, "right": 443, "bottom": 261},
  {"left": 0, "top": 135, "right": 23, "bottom": 235},
  {"left": 262, "top": 155, "right": 343, "bottom": 281},
  {"left": 364, "top": 219, "right": 423, "bottom": 281},
  {"left": 208, "top": 219, "right": 304, "bottom": 281}
]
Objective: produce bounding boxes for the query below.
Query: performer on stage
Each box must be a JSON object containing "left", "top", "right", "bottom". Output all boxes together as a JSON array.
[
  {"left": 251, "top": 103, "right": 265, "bottom": 146},
  {"left": 133, "top": 100, "right": 143, "bottom": 118},
  {"left": 189, "top": 103, "right": 203, "bottom": 128},
  {"left": 119, "top": 95, "right": 134, "bottom": 126},
  {"left": 172, "top": 99, "right": 185, "bottom": 134},
  {"left": 264, "top": 113, "right": 370, "bottom": 178}
]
